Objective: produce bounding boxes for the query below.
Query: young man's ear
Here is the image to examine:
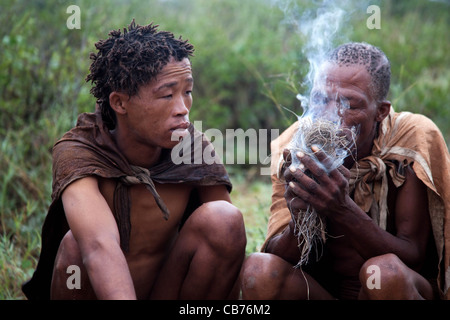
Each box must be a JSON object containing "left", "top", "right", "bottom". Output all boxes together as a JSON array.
[
  {"left": 109, "top": 91, "right": 129, "bottom": 115},
  {"left": 376, "top": 100, "right": 391, "bottom": 122}
]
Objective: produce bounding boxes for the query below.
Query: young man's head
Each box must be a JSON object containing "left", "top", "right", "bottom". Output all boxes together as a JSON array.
[{"left": 86, "top": 20, "right": 195, "bottom": 130}]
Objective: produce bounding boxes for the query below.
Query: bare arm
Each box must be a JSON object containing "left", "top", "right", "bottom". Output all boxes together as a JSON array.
[
  {"left": 62, "top": 176, "right": 137, "bottom": 299},
  {"left": 265, "top": 220, "right": 304, "bottom": 265}
]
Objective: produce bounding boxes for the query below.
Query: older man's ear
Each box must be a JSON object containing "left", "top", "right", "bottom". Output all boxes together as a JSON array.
[{"left": 376, "top": 101, "right": 391, "bottom": 122}]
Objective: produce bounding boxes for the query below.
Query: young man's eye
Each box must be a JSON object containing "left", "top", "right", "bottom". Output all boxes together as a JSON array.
[{"left": 162, "top": 94, "right": 173, "bottom": 99}]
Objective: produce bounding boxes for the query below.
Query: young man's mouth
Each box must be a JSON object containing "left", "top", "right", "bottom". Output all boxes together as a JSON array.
[
  {"left": 170, "top": 122, "right": 190, "bottom": 132},
  {"left": 170, "top": 122, "right": 191, "bottom": 141}
]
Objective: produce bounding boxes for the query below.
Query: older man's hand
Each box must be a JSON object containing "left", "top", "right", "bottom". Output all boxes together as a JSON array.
[{"left": 283, "top": 146, "right": 351, "bottom": 218}]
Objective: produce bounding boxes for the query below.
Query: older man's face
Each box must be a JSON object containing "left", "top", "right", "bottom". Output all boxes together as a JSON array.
[{"left": 308, "top": 63, "right": 381, "bottom": 163}]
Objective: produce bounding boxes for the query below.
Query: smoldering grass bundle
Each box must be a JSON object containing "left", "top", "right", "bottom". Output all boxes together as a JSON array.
[{"left": 288, "top": 117, "right": 356, "bottom": 268}]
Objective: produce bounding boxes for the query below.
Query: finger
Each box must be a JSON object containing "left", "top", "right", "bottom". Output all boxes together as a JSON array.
[
  {"left": 309, "top": 145, "right": 349, "bottom": 189},
  {"left": 284, "top": 165, "right": 294, "bottom": 183},
  {"left": 284, "top": 188, "right": 308, "bottom": 213},
  {"left": 327, "top": 164, "right": 350, "bottom": 191},
  {"left": 284, "top": 161, "right": 306, "bottom": 184},
  {"left": 287, "top": 177, "right": 318, "bottom": 205},
  {"left": 311, "top": 145, "right": 335, "bottom": 171},
  {"left": 282, "top": 148, "right": 292, "bottom": 167},
  {"left": 283, "top": 148, "right": 291, "bottom": 162},
  {"left": 285, "top": 188, "right": 309, "bottom": 217},
  {"left": 295, "top": 150, "right": 331, "bottom": 185},
  {"left": 311, "top": 144, "right": 349, "bottom": 179},
  {"left": 336, "top": 164, "right": 351, "bottom": 180}
]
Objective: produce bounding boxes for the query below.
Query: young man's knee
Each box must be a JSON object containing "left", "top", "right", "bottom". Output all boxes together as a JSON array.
[
  {"left": 53, "top": 231, "right": 83, "bottom": 272},
  {"left": 193, "top": 200, "right": 246, "bottom": 255},
  {"left": 51, "top": 231, "right": 90, "bottom": 299}
]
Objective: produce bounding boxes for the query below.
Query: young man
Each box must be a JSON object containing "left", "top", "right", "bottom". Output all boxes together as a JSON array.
[
  {"left": 241, "top": 42, "right": 450, "bottom": 300},
  {"left": 22, "top": 21, "right": 246, "bottom": 300}
]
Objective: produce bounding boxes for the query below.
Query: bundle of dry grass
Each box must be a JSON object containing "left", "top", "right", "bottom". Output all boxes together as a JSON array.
[{"left": 288, "top": 117, "right": 356, "bottom": 267}]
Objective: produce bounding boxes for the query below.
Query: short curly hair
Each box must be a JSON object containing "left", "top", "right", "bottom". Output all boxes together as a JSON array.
[
  {"left": 86, "top": 20, "right": 195, "bottom": 129},
  {"left": 326, "top": 42, "right": 391, "bottom": 103}
]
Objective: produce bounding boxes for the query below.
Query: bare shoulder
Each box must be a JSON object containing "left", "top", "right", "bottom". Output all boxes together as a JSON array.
[
  {"left": 62, "top": 176, "right": 111, "bottom": 215},
  {"left": 62, "top": 176, "right": 99, "bottom": 198},
  {"left": 61, "top": 176, "right": 121, "bottom": 249}
]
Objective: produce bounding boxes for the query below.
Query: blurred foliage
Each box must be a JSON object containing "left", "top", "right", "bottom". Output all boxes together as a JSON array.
[{"left": 0, "top": 0, "right": 449, "bottom": 299}]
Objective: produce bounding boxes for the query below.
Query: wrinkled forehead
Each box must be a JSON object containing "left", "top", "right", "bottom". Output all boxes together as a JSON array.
[
  {"left": 312, "top": 62, "right": 372, "bottom": 96},
  {"left": 158, "top": 57, "right": 192, "bottom": 77}
]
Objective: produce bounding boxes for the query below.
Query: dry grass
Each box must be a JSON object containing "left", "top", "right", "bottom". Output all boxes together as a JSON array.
[{"left": 287, "top": 117, "right": 356, "bottom": 267}]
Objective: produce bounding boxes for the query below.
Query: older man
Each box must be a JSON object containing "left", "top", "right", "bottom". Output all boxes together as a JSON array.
[
  {"left": 241, "top": 42, "right": 450, "bottom": 300},
  {"left": 23, "top": 20, "right": 246, "bottom": 300}
]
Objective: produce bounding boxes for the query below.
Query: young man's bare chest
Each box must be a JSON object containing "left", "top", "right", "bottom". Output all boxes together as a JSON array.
[
  {"left": 97, "top": 177, "right": 193, "bottom": 297},
  {"left": 98, "top": 178, "right": 193, "bottom": 243}
]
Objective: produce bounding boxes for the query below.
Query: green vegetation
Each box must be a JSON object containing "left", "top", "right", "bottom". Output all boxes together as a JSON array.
[{"left": 1, "top": 0, "right": 448, "bottom": 299}]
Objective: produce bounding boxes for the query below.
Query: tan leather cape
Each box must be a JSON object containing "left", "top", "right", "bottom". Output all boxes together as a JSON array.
[
  {"left": 22, "top": 111, "right": 232, "bottom": 300},
  {"left": 263, "top": 108, "right": 450, "bottom": 299}
]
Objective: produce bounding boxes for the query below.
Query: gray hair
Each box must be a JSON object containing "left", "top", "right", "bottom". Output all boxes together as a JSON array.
[{"left": 327, "top": 42, "right": 391, "bottom": 102}]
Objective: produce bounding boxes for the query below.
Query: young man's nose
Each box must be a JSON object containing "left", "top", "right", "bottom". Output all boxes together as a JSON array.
[{"left": 173, "top": 97, "right": 190, "bottom": 116}]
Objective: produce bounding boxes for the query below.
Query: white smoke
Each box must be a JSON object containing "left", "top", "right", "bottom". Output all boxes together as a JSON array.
[
  {"left": 270, "top": 0, "right": 366, "bottom": 115},
  {"left": 269, "top": 0, "right": 370, "bottom": 266},
  {"left": 270, "top": 0, "right": 369, "bottom": 169}
]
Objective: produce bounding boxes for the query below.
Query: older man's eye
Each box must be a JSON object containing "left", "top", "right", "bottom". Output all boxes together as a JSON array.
[{"left": 311, "top": 93, "right": 328, "bottom": 106}]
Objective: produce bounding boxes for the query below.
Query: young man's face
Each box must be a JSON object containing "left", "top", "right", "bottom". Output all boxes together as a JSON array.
[
  {"left": 309, "top": 63, "right": 388, "bottom": 164},
  {"left": 120, "top": 57, "right": 193, "bottom": 150}
]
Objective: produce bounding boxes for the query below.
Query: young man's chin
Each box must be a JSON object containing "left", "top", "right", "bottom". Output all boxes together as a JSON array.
[
  {"left": 171, "top": 128, "right": 189, "bottom": 140},
  {"left": 167, "top": 129, "right": 191, "bottom": 149}
]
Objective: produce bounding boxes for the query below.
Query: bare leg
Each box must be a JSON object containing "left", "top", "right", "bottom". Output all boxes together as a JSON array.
[
  {"left": 51, "top": 231, "right": 97, "bottom": 299},
  {"left": 358, "top": 253, "right": 434, "bottom": 300},
  {"left": 241, "top": 252, "right": 335, "bottom": 300},
  {"left": 150, "top": 200, "right": 246, "bottom": 299}
]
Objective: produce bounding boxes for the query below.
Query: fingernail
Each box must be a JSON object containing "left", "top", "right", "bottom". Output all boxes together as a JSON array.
[
  {"left": 289, "top": 181, "right": 296, "bottom": 188},
  {"left": 311, "top": 145, "right": 319, "bottom": 152},
  {"left": 299, "top": 164, "right": 305, "bottom": 171},
  {"left": 289, "top": 165, "right": 296, "bottom": 173},
  {"left": 297, "top": 151, "right": 304, "bottom": 158}
]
